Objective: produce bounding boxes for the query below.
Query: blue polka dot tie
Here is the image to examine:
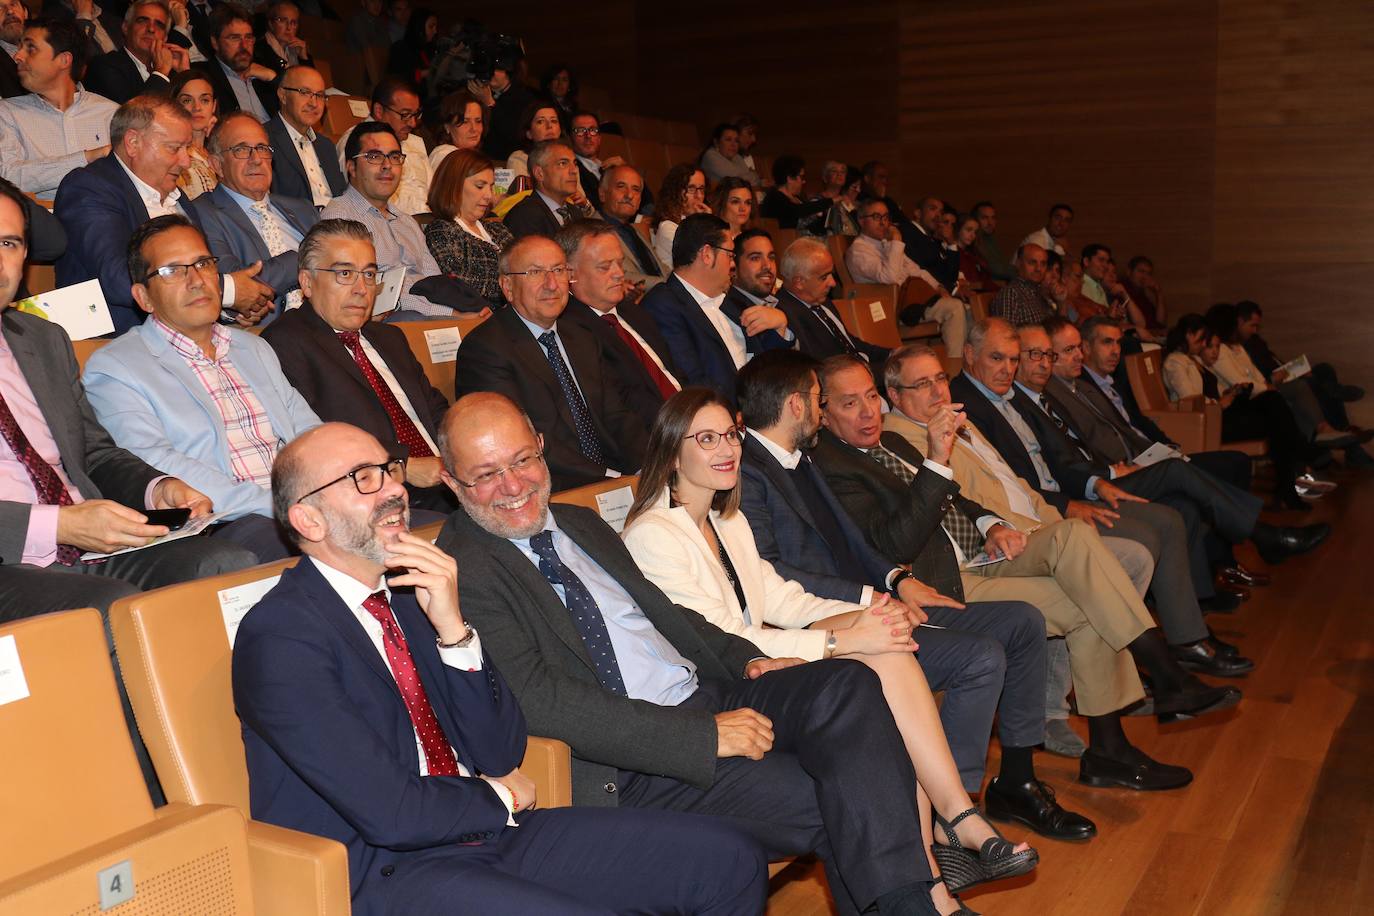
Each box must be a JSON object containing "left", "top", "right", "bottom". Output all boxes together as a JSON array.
[
  {"left": 537, "top": 330, "right": 604, "bottom": 465},
  {"left": 530, "top": 530, "right": 627, "bottom": 696}
]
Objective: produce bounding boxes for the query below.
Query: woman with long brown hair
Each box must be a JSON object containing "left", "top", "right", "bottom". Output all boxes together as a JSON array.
[{"left": 651, "top": 163, "right": 711, "bottom": 268}]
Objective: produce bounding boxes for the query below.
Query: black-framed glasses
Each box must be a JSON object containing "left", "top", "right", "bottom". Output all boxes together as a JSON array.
[
  {"left": 570, "top": 126, "right": 600, "bottom": 137},
  {"left": 224, "top": 143, "right": 274, "bottom": 160},
  {"left": 295, "top": 457, "right": 407, "bottom": 504},
  {"left": 502, "top": 265, "right": 569, "bottom": 281},
  {"left": 1021, "top": 348, "right": 1059, "bottom": 362},
  {"left": 684, "top": 428, "right": 743, "bottom": 449},
  {"left": 144, "top": 255, "right": 219, "bottom": 283},
  {"left": 352, "top": 149, "right": 407, "bottom": 166},
  {"left": 452, "top": 451, "right": 545, "bottom": 489},
  {"left": 311, "top": 266, "right": 384, "bottom": 286},
  {"left": 280, "top": 85, "right": 326, "bottom": 102},
  {"left": 859, "top": 211, "right": 891, "bottom": 222},
  {"left": 892, "top": 372, "right": 949, "bottom": 393},
  {"left": 709, "top": 244, "right": 736, "bottom": 260},
  {"left": 382, "top": 103, "right": 421, "bottom": 123}
]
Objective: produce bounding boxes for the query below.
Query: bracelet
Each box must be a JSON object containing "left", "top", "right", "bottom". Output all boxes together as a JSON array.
[
  {"left": 823, "top": 630, "right": 838, "bottom": 659},
  {"left": 436, "top": 623, "right": 476, "bottom": 649},
  {"left": 507, "top": 784, "right": 519, "bottom": 813}
]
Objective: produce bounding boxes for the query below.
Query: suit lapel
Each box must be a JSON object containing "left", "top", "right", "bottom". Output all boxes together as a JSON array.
[
  {"left": 135, "top": 322, "right": 229, "bottom": 429},
  {"left": 2, "top": 318, "right": 87, "bottom": 484},
  {"left": 668, "top": 275, "right": 735, "bottom": 368},
  {"left": 212, "top": 187, "right": 272, "bottom": 263},
  {"left": 271, "top": 119, "right": 309, "bottom": 186},
  {"left": 300, "top": 305, "right": 374, "bottom": 393},
  {"left": 744, "top": 436, "right": 819, "bottom": 531},
  {"left": 293, "top": 560, "right": 403, "bottom": 692}
]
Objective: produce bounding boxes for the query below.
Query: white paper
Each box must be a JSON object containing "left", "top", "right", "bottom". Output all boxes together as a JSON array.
[
  {"left": 373, "top": 266, "right": 407, "bottom": 315},
  {"left": 1132, "top": 441, "right": 1181, "bottom": 468},
  {"left": 1278, "top": 354, "right": 1311, "bottom": 380},
  {"left": 593, "top": 485, "right": 634, "bottom": 533},
  {"left": 347, "top": 98, "right": 370, "bottom": 118},
  {"left": 867, "top": 300, "right": 885, "bottom": 322},
  {"left": 14, "top": 279, "right": 113, "bottom": 340},
  {"left": 961, "top": 552, "right": 1007, "bottom": 570},
  {"left": 219, "top": 576, "right": 282, "bottom": 647},
  {"left": 424, "top": 326, "right": 461, "bottom": 363},
  {"left": 81, "top": 512, "right": 229, "bottom": 561},
  {"left": 492, "top": 168, "right": 515, "bottom": 197},
  {"left": 0, "top": 634, "right": 30, "bottom": 706}
]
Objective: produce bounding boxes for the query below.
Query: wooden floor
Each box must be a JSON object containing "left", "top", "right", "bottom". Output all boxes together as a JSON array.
[{"left": 767, "top": 465, "right": 1374, "bottom": 915}]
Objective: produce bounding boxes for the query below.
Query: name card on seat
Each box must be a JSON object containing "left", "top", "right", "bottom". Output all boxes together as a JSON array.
[
  {"left": 15, "top": 279, "right": 113, "bottom": 340},
  {"left": 219, "top": 576, "right": 283, "bottom": 647},
  {"left": 594, "top": 485, "right": 634, "bottom": 532},
  {"left": 424, "top": 326, "right": 462, "bottom": 363},
  {"left": 0, "top": 634, "right": 31, "bottom": 706}
]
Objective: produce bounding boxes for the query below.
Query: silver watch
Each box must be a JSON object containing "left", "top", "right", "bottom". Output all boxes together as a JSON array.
[
  {"left": 437, "top": 623, "right": 476, "bottom": 649},
  {"left": 824, "top": 631, "right": 838, "bottom": 659}
]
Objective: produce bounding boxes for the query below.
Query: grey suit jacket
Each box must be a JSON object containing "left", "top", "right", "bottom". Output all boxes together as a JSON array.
[
  {"left": 436, "top": 503, "right": 764, "bottom": 806},
  {"left": 0, "top": 311, "right": 162, "bottom": 564},
  {"left": 1042, "top": 375, "right": 1151, "bottom": 465}
]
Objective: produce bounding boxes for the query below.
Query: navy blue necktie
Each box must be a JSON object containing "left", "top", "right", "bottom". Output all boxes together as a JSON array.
[
  {"left": 537, "top": 330, "right": 604, "bottom": 464},
  {"left": 530, "top": 530, "right": 628, "bottom": 695}
]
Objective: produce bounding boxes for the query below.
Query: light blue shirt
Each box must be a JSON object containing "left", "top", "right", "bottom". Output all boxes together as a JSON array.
[
  {"left": 1083, "top": 366, "right": 1138, "bottom": 427},
  {"left": 217, "top": 58, "right": 271, "bottom": 122},
  {"left": 220, "top": 185, "right": 305, "bottom": 246},
  {"left": 965, "top": 374, "right": 1080, "bottom": 496},
  {"left": 510, "top": 513, "right": 699, "bottom": 706}
]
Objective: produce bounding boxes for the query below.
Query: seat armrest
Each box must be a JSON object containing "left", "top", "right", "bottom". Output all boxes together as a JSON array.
[
  {"left": 1145, "top": 409, "right": 1206, "bottom": 454},
  {"left": 522, "top": 736, "right": 573, "bottom": 809},
  {"left": 245, "top": 820, "right": 350, "bottom": 916}
]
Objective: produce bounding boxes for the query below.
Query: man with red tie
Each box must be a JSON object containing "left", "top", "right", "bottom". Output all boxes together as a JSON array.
[
  {"left": 558, "top": 219, "right": 682, "bottom": 434},
  {"left": 232, "top": 420, "right": 767, "bottom": 916},
  {"left": 262, "top": 218, "right": 456, "bottom": 514}
]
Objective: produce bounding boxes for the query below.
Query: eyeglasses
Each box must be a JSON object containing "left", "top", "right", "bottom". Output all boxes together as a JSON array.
[
  {"left": 311, "top": 266, "right": 384, "bottom": 286},
  {"left": 709, "top": 244, "right": 736, "bottom": 260},
  {"left": 684, "top": 428, "right": 743, "bottom": 449},
  {"left": 280, "top": 85, "right": 326, "bottom": 102},
  {"left": 452, "top": 451, "right": 545, "bottom": 489},
  {"left": 224, "top": 143, "right": 274, "bottom": 160},
  {"left": 352, "top": 150, "right": 407, "bottom": 166},
  {"left": 382, "top": 104, "right": 421, "bottom": 123},
  {"left": 859, "top": 212, "right": 890, "bottom": 222},
  {"left": 1021, "top": 348, "right": 1059, "bottom": 362},
  {"left": 144, "top": 255, "right": 219, "bottom": 284},
  {"left": 503, "top": 265, "right": 569, "bottom": 281},
  {"left": 893, "top": 372, "right": 949, "bottom": 394},
  {"left": 570, "top": 126, "right": 600, "bottom": 137},
  {"left": 686, "top": 183, "right": 706, "bottom": 194},
  {"left": 295, "top": 457, "right": 407, "bottom": 504}
]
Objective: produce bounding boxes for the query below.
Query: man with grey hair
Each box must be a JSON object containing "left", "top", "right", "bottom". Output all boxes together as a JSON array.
[
  {"left": 504, "top": 139, "right": 598, "bottom": 239},
  {"left": 83, "top": 0, "right": 190, "bottom": 104},
  {"left": 55, "top": 93, "right": 271, "bottom": 331},
  {"left": 192, "top": 109, "right": 319, "bottom": 323},
  {"left": 262, "top": 219, "right": 455, "bottom": 514},
  {"left": 776, "top": 235, "right": 889, "bottom": 367}
]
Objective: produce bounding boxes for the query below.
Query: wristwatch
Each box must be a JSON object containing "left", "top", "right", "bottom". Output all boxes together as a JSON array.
[
  {"left": 823, "top": 631, "right": 838, "bottom": 659},
  {"left": 436, "top": 623, "right": 477, "bottom": 649},
  {"left": 888, "top": 569, "right": 914, "bottom": 592}
]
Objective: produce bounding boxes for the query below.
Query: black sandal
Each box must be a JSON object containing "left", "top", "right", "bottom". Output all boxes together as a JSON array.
[
  {"left": 931, "top": 806, "right": 1039, "bottom": 893},
  {"left": 932, "top": 875, "right": 980, "bottom": 915}
]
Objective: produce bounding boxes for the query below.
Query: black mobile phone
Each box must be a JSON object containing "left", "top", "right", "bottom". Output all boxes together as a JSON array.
[{"left": 144, "top": 508, "right": 192, "bottom": 530}]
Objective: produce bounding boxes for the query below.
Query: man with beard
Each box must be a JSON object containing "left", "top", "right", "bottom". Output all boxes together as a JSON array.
[
  {"left": 0, "top": 0, "right": 28, "bottom": 97},
  {"left": 202, "top": 3, "right": 277, "bottom": 121},
  {"left": 233, "top": 421, "right": 768, "bottom": 916},
  {"left": 721, "top": 228, "right": 793, "bottom": 348}
]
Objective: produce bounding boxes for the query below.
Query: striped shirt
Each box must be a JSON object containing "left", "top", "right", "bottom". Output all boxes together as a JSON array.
[{"left": 153, "top": 319, "right": 279, "bottom": 486}]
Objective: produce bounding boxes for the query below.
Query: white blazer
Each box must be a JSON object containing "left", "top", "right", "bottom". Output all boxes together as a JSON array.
[{"left": 622, "top": 489, "right": 859, "bottom": 661}]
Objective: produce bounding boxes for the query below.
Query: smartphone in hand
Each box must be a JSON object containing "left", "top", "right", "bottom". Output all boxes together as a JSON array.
[{"left": 144, "top": 508, "right": 192, "bottom": 530}]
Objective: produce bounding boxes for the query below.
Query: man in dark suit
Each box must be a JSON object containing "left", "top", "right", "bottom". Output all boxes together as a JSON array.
[
  {"left": 899, "top": 196, "right": 960, "bottom": 294},
  {"left": 54, "top": 95, "right": 273, "bottom": 332},
  {"left": 434, "top": 392, "right": 945, "bottom": 916},
  {"left": 191, "top": 111, "right": 318, "bottom": 324},
  {"left": 641, "top": 215, "right": 790, "bottom": 403},
  {"left": 200, "top": 3, "right": 277, "bottom": 120},
  {"left": 262, "top": 219, "right": 455, "bottom": 513},
  {"left": 502, "top": 139, "right": 597, "bottom": 240},
  {"left": 455, "top": 235, "right": 648, "bottom": 491},
  {"left": 950, "top": 319, "right": 1254, "bottom": 676},
  {"left": 235, "top": 421, "right": 767, "bottom": 916},
  {"left": 82, "top": 0, "right": 190, "bottom": 104},
  {"left": 557, "top": 219, "right": 679, "bottom": 433},
  {"left": 735, "top": 350, "right": 1095, "bottom": 840},
  {"left": 775, "top": 235, "right": 888, "bottom": 369},
  {"left": 597, "top": 164, "right": 666, "bottom": 295},
  {"left": 266, "top": 65, "right": 345, "bottom": 206},
  {"left": 0, "top": 0, "right": 28, "bottom": 98}
]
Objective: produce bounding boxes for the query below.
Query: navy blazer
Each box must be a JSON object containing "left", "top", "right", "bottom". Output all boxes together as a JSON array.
[
  {"left": 53, "top": 154, "right": 204, "bottom": 333},
  {"left": 774, "top": 287, "right": 888, "bottom": 368},
  {"left": 501, "top": 192, "right": 562, "bottom": 240},
  {"left": 640, "top": 274, "right": 789, "bottom": 403},
  {"left": 738, "top": 434, "right": 893, "bottom": 603},
  {"left": 949, "top": 373, "right": 1101, "bottom": 515},
  {"left": 190, "top": 185, "right": 320, "bottom": 321},
  {"left": 232, "top": 559, "right": 525, "bottom": 916},
  {"left": 265, "top": 114, "right": 348, "bottom": 203},
  {"left": 562, "top": 296, "right": 678, "bottom": 433},
  {"left": 897, "top": 221, "right": 959, "bottom": 291},
  {"left": 82, "top": 49, "right": 172, "bottom": 104}
]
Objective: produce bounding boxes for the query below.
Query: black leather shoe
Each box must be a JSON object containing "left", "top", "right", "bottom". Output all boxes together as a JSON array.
[
  {"left": 1079, "top": 748, "right": 1193, "bottom": 791},
  {"left": 1170, "top": 641, "right": 1254, "bottom": 678},
  {"left": 984, "top": 777, "right": 1097, "bottom": 842},
  {"left": 1220, "top": 564, "right": 1270, "bottom": 587},
  {"left": 1153, "top": 679, "right": 1242, "bottom": 718},
  {"left": 1206, "top": 634, "right": 1241, "bottom": 658},
  {"left": 1253, "top": 522, "right": 1331, "bottom": 564}
]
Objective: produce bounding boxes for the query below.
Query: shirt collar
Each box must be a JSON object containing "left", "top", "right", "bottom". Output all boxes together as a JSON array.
[
  {"left": 221, "top": 183, "right": 270, "bottom": 211},
  {"left": 344, "top": 184, "right": 390, "bottom": 219},
  {"left": 966, "top": 373, "right": 1015, "bottom": 406},
  {"left": 510, "top": 507, "right": 558, "bottom": 551},
  {"left": 677, "top": 274, "right": 725, "bottom": 310},
  {"left": 536, "top": 189, "right": 566, "bottom": 214},
  {"left": 115, "top": 153, "right": 182, "bottom": 210},
  {"left": 307, "top": 555, "right": 389, "bottom": 610},
  {"left": 218, "top": 57, "right": 253, "bottom": 84},
  {"left": 1082, "top": 365, "right": 1113, "bottom": 389},
  {"left": 516, "top": 311, "right": 558, "bottom": 343},
  {"left": 281, "top": 116, "right": 317, "bottom": 144},
  {"left": 125, "top": 48, "right": 150, "bottom": 80},
  {"left": 151, "top": 316, "right": 228, "bottom": 362},
  {"left": 0, "top": 40, "right": 17, "bottom": 58},
  {"left": 746, "top": 427, "right": 802, "bottom": 470},
  {"left": 1014, "top": 380, "right": 1046, "bottom": 404},
  {"left": 576, "top": 154, "right": 600, "bottom": 173},
  {"left": 734, "top": 285, "right": 777, "bottom": 308}
]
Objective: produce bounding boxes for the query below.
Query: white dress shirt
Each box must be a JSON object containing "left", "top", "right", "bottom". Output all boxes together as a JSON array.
[
  {"left": 846, "top": 233, "right": 941, "bottom": 288},
  {"left": 677, "top": 274, "right": 747, "bottom": 369},
  {"left": 0, "top": 87, "right": 118, "bottom": 199},
  {"left": 601, "top": 304, "right": 679, "bottom": 388},
  {"left": 282, "top": 117, "right": 333, "bottom": 206}
]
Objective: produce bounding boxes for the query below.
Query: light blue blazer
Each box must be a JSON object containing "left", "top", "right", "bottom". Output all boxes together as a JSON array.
[{"left": 83, "top": 320, "right": 322, "bottom": 519}]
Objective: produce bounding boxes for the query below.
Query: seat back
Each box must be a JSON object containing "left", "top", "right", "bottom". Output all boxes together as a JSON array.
[
  {"left": 827, "top": 233, "right": 856, "bottom": 289},
  {"left": 395, "top": 314, "right": 490, "bottom": 401},
  {"left": 551, "top": 475, "right": 640, "bottom": 533},
  {"left": 832, "top": 284, "right": 901, "bottom": 349},
  {"left": 72, "top": 337, "right": 109, "bottom": 372},
  {"left": 1125, "top": 350, "right": 1171, "bottom": 413},
  {"left": 22, "top": 263, "right": 55, "bottom": 296},
  {"left": 0, "top": 610, "right": 154, "bottom": 878},
  {"left": 109, "top": 561, "right": 300, "bottom": 811},
  {"left": 322, "top": 94, "right": 368, "bottom": 140}
]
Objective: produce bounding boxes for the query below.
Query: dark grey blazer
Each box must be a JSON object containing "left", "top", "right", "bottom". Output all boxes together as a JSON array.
[
  {"left": 264, "top": 114, "right": 347, "bottom": 203},
  {"left": 0, "top": 311, "right": 162, "bottom": 564},
  {"left": 808, "top": 428, "right": 987, "bottom": 601},
  {"left": 1042, "top": 375, "right": 1152, "bottom": 465},
  {"left": 436, "top": 504, "right": 764, "bottom": 806}
]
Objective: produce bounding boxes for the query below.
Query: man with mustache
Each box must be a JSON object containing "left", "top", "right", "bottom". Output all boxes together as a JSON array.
[
  {"left": 596, "top": 164, "right": 665, "bottom": 295},
  {"left": 232, "top": 420, "right": 767, "bottom": 916},
  {"left": 203, "top": 3, "right": 277, "bottom": 121},
  {"left": 266, "top": 64, "right": 345, "bottom": 206},
  {"left": 82, "top": 214, "right": 321, "bottom": 562}
]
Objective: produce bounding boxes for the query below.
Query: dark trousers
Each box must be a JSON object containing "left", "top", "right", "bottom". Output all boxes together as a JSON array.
[
  {"left": 1118, "top": 456, "right": 1263, "bottom": 544},
  {"left": 1222, "top": 391, "right": 1308, "bottom": 492},
  {"left": 920, "top": 600, "right": 1047, "bottom": 789},
  {"left": 383, "top": 806, "right": 767, "bottom": 915},
  {"left": 618, "top": 660, "right": 927, "bottom": 916}
]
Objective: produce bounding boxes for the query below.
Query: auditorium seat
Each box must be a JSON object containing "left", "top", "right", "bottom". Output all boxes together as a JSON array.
[
  {"left": 832, "top": 284, "right": 902, "bottom": 349},
  {"left": 395, "top": 313, "right": 491, "bottom": 400},
  {"left": 1124, "top": 350, "right": 1264, "bottom": 456},
  {"left": 551, "top": 474, "right": 640, "bottom": 533},
  {"left": 322, "top": 94, "right": 369, "bottom": 140},
  {"left": 825, "top": 234, "right": 940, "bottom": 343},
  {"left": 0, "top": 610, "right": 257, "bottom": 915}
]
